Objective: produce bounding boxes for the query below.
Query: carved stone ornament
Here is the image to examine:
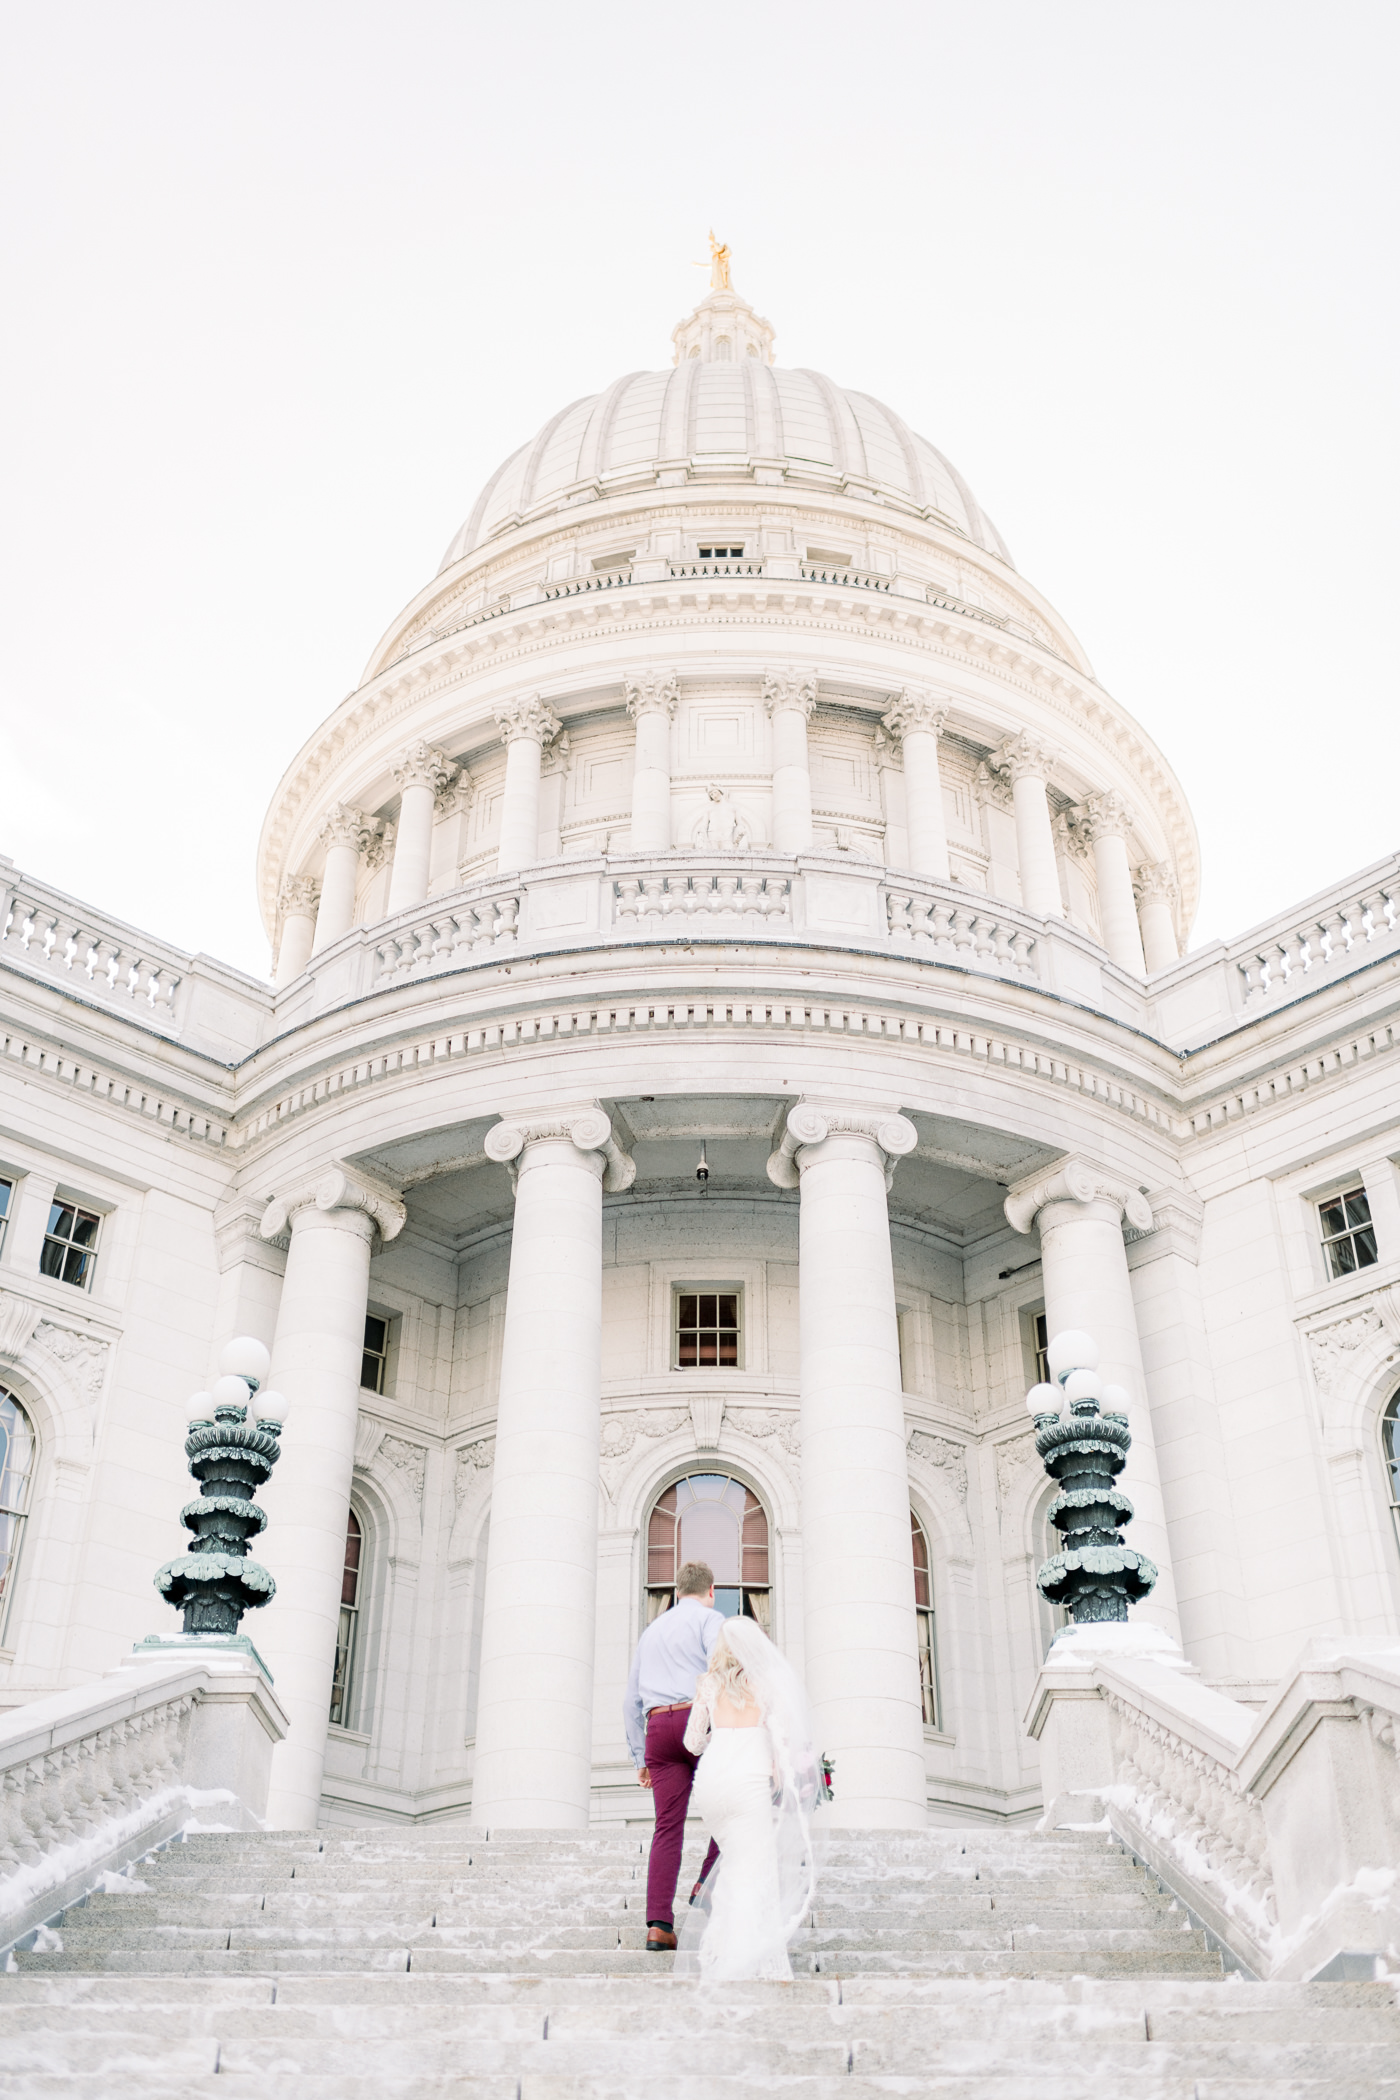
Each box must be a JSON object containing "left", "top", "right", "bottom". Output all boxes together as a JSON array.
[
  {"left": 391, "top": 739, "right": 458, "bottom": 799},
  {"left": 624, "top": 669, "right": 680, "bottom": 720},
  {"left": 1073, "top": 789, "right": 1137, "bottom": 843},
  {"left": 494, "top": 693, "right": 563, "bottom": 748},
  {"left": 1052, "top": 809, "right": 1092, "bottom": 868},
  {"left": 318, "top": 803, "right": 379, "bottom": 856},
  {"left": 260, "top": 1162, "right": 407, "bottom": 1245},
  {"left": 1004, "top": 1155, "right": 1154, "bottom": 1237},
  {"left": 453, "top": 1437, "right": 495, "bottom": 1506},
  {"left": 974, "top": 760, "right": 1014, "bottom": 813},
  {"left": 1134, "top": 859, "right": 1179, "bottom": 907},
  {"left": 360, "top": 819, "right": 395, "bottom": 875},
  {"left": 989, "top": 733, "right": 1060, "bottom": 786},
  {"left": 277, "top": 875, "right": 321, "bottom": 926},
  {"left": 767, "top": 1101, "right": 918, "bottom": 1191},
  {"left": 0, "top": 1291, "right": 41, "bottom": 1361},
  {"left": 599, "top": 1406, "right": 689, "bottom": 1492},
  {"left": 996, "top": 1431, "right": 1040, "bottom": 1507},
  {"left": 691, "top": 784, "right": 754, "bottom": 851},
  {"left": 32, "top": 1320, "right": 110, "bottom": 1397},
  {"left": 761, "top": 668, "right": 817, "bottom": 720},
  {"left": 881, "top": 688, "right": 948, "bottom": 742},
  {"left": 907, "top": 1429, "right": 968, "bottom": 1502},
  {"left": 1304, "top": 1301, "right": 1400, "bottom": 1401},
  {"left": 380, "top": 1435, "right": 427, "bottom": 1505},
  {"left": 484, "top": 1105, "right": 636, "bottom": 1194},
  {"left": 734, "top": 1408, "right": 801, "bottom": 1456}
]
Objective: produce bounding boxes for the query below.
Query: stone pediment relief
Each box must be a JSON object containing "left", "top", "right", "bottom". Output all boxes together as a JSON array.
[
  {"left": 907, "top": 1429, "right": 969, "bottom": 1503},
  {"left": 453, "top": 1437, "right": 495, "bottom": 1506},
  {"left": 0, "top": 1289, "right": 111, "bottom": 1398},
  {"left": 1300, "top": 1287, "right": 1400, "bottom": 1444},
  {"left": 730, "top": 1408, "right": 800, "bottom": 1457},
  {"left": 600, "top": 1407, "right": 689, "bottom": 1493}
]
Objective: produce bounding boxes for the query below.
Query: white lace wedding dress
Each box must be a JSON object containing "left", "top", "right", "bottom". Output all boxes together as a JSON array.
[{"left": 675, "top": 1619, "right": 819, "bottom": 1983}]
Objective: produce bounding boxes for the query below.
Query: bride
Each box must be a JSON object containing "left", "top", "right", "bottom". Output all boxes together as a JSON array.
[{"left": 675, "top": 1616, "right": 819, "bottom": 1981}]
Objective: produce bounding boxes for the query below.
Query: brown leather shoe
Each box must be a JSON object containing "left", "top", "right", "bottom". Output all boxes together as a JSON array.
[{"left": 645, "top": 1924, "right": 677, "bottom": 1952}]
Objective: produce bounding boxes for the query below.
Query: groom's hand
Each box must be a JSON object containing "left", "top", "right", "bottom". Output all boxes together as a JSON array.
[{"left": 637, "top": 1767, "right": 653, "bottom": 1789}]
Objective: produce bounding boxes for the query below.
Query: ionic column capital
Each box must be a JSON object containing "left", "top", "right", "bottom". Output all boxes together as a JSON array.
[
  {"left": 990, "top": 733, "right": 1060, "bottom": 785},
  {"left": 881, "top": 687, "right": 948, "bottom": 741},
  {"left": 1075, "top": 789, "right": 1137, "bottom": 842},
  {"left": 767, "top": 1101, "right": 917, "bottom": 1190},
  {"left": 485, "top": 1104, "right": 636, "bottom": 1192},
  {"left": 762, "top": 668, "right": 817, "bottom": 720},
  {"left": 1004, "top": 1155, "right": 1153, "bottom": 1236},
  {"left": 494, "top": 693, "right": 563, "bottom": 747},
  {"left": 318, "top": 803, "right": 379, "bottom": 855},
  {"left": 624, "top": 669, "right": 679, "bottom": 721},
  {"left": 391, "top": 738, "right": 459, "bottom": 798},
  {"left": 260, "top": 1162, "right": 406, "bottom": 1246}
]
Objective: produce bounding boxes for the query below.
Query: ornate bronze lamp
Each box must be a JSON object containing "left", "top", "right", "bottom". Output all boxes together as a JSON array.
[
  {"left": 154, "top": 1338, "right": 287, "bottom": 1637},
  {"left": 1027, "top": 1329, "right": 1157, "bottom": 1624}
]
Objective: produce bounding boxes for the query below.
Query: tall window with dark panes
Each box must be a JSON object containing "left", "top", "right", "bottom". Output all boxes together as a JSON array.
[
  {"left": 0, "top": 1178, "right": 12, "bottom": 1256},
  {"left": 911, "top": 1511, "right": 939, "bottom": 1729},
  {"left": 40, "top": 1201, "right": 100, "bottom": 1289},
  {"left": 1382, "top": 1390, "right": 1400, "bottom": 1559},
  {"left": 329, "top": 1508, "right": 363, "bottom": 1726},
  {"left": 361, "top": 1315, "right": 390, "bottom": 1395},
  {"left": 1032, "top": 1311, "right": 1050, "bottom": 1386},
  {"left": 674, "top": 1291, "right": 741, "bottom": 1369},
  {"left": 1319, "top": 1189, "right": 1379, "bottom": 1280},
  {"left": 645, "top": 1472, "right": 770, "bottom": 1629},
  {"left": 0, "top": 1387, "right": 35, "bottom": 1646}
]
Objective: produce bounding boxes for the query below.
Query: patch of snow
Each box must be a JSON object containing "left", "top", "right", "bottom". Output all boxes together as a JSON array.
[
  {"left": 0, "top": 1782, "right": 241, "bottom": 1939},
  {"left": 93, "top": 1870, "right": 149, "bottom": 1895},
  {"left": 29, "top": 1925, "right": 62, "bottom": 1952}
]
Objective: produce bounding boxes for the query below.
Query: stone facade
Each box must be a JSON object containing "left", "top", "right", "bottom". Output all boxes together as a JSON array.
[{"left": 1, "top": 280, "right": 1399, "bottom": 1833}]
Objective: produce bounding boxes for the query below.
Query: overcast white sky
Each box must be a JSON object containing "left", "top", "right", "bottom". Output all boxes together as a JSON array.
[{"left": 1, "top": 2, "right": 1395, "bottom": 981}]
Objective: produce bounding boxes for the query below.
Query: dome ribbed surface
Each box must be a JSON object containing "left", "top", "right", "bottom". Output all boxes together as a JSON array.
[{"left": 439, "top": 364, "right": 1012, "bottom": 570}]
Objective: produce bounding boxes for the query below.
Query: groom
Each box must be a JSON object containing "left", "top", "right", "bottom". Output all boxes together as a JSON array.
[{"left": 623, "top": 1559, "right": 723, "bottom": 1951}]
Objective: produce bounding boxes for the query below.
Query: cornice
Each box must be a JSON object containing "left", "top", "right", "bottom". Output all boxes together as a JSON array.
[{"left": 255, "top": 591, "right": 1199, "bottom": 946}]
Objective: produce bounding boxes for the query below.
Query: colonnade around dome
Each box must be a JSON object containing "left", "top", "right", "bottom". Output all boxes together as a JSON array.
[{"left": 3, "top": 281, "right": 1400, "bottom": 1839}]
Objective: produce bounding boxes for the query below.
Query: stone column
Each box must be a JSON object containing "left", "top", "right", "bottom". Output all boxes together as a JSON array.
[
  {"left": 624, "top": 670, "right": 679, "bottom": 853},
  {"left": 1135, "top": 861, "right": 1181, "bottom": 975},
  {"left": 386, "top": 741, "right": 457, "bottom": 917},
  {"left": 1005, "top": 1158, "right": 1179, "bottom": 1640},
  {"left": 768, "top": 1102, "right": 926, "bottom": 1826},
  {"left": 882, "top": 689, "right": 950, "bottom": 880},
  {"left": 494, "top": 695, "right": 563, "bottom": 875},
  {"left": 993, "top": 735, "right": 1063, "bottom": 919},
  {"left": 274, "top": 877, "right": 320, "bottom": 987},
  {"left": 762, "top": 669, "right": 816, "bottom": 854},
  {"left": 258, "top": 1164, "right": 406, "bottom": 1827},
  {"left": 311, "top": 806, "right": 373, "bottom": 954},
  {"left": 1078, "top": 793, "right": 1147, "bottom": 976},
  {"left": 472, "top": 1105, "right": 635, "bottom": 1826}
]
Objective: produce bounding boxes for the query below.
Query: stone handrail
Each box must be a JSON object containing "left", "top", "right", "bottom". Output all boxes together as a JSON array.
[
  {"left": 0, "top": 1645, "right": 287, "bottom": 1950},
  {"left": 292, "top": 852, "right": 1081, "bottom": 1008},
  {"left": 0, "top": 868, "right": 192, "bottom": 1025},
  {"left": 1231, "top": 860, "right": 1400, "bottom": 1009},
  {"left": 1026, "top": 1631, "right": 1400, "bottom": 1980}
]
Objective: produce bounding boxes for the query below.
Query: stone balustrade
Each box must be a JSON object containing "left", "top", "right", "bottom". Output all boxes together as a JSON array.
[
  {"left": 372, "top": 885, "right": 523, "bottom": 983},
  {"left": 0, "top": 871, "right": 187, "bottom": 1023},
  {"left": 1026, "top": 1631, "right": 1400, "bottom": 1980},
  {"left": 886, "top": 886, "right": 1038, "bottom": 977},
  {"left": 1234, "top": 871, "right": 1400, "bottom": 1007},
  {"left": 0, "top": 1647, "right": 287, "bottom": 1950},
  {"left": 613, "top": 869, "right": 792, "bottom": 932}
]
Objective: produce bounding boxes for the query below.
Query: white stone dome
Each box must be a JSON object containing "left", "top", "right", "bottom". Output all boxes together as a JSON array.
[{"left": 438, "top": 289, "right": 1012, "bottom": 572}]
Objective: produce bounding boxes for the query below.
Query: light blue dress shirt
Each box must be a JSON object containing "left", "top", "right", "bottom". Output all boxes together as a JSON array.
[{"left": 623, "top": 1597, "right": 726, "bottom": 1766}]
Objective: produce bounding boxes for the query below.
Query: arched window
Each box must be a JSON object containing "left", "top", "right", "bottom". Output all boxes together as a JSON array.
[
  {"left": 646, "top": 1473, "right": 769, "bottom": 1630},
  {"left": 0, "top": 1388, "right": 34, "bottom": 1645},
  {"left": 911, "top": 1510, "right": 939, "bottom": 1729},
  {"left": 329, "top": 1507, "right": 363, "bottom": 1727},
  {"left": 1383, "top": 1389, "right": 1400, "bottom": 1556}
]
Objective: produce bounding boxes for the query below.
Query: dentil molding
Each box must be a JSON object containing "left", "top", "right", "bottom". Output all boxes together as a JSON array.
[{"left": 1004, "top": 1155, "right": 1155, "bottom": 1236}]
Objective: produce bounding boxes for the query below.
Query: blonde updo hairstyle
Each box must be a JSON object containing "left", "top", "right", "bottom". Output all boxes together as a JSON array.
[{"left": 698, "top": 1617, "right": 764, "bottom": 1711}]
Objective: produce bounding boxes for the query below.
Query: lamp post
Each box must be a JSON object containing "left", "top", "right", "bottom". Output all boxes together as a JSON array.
[
  {"left": 153, "top": 1337, "right": 288, "bottom": 1639},
  {"left": 1026, "top": 1329, "right": 1157, "bottom": 1624}
]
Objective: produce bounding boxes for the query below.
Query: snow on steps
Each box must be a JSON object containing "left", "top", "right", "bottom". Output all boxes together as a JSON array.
[{"left": 1, "top": 1826, "right": 1396, "bottom": 2096}]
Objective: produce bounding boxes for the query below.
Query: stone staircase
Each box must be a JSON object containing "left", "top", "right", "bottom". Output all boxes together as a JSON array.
[{"left": 2, "top": 1826, "right": 1397, "bottom": 2095}]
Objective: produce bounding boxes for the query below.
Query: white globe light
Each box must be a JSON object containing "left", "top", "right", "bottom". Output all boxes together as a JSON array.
[
  {"left": 1063, "top": 1368, "right": 1104, "bottom": 1407},
  {"left": 1025, "top": 1383, "right": 1061, "bottom": 1417},
  {"left": 1102, "top": 1383, "right": 1131, "bottom": 1415},
  {"left": 219, "top": 1336, "right": 271, "bottom": 1389},
  {"left": 211, "top": 1374, "right": 251, "bottom": 1411},
  {"left": 185, "top": 1391, "right": 215, "bottom": 1425},
  {"left": 1046, "top": 1329, "right": 1100, "bottom": 1384},
  {"left": 253, "top": 1388, "right": 289, "bottom": 1427}
]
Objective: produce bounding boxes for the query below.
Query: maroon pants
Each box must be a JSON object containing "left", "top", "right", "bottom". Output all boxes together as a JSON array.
[{"left": 644, "top": 1706, "right": 720, "bottom": 1927}]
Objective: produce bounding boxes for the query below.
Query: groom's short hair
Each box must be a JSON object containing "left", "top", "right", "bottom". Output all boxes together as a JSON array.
[{"left": 675, "top": 1561, "right": 714, "bottom": 1598}]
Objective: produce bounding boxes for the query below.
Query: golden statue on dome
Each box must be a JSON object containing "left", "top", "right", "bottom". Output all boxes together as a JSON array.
[{"left": 707, "top": 230, "right": 731, "bottom": 291}]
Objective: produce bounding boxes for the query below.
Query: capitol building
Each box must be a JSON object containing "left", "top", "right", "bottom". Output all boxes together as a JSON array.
[{"left": 3, "top": 262, "right": 1399, "bottom": 1852}]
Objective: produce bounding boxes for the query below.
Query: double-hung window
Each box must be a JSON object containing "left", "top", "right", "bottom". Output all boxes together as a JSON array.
[
  {"left": 1319, "top": 1189, "right": 1379, "bottom": 1280},
  {"left": 361, "top": 1314, "right": 391, "bottom": 1395},
  {"left": 0, "top": 1180, "right": 12, "bottom": 1258},
  {"left": 40, "top": 1201, "right": 100, "bottom": 1290}
]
